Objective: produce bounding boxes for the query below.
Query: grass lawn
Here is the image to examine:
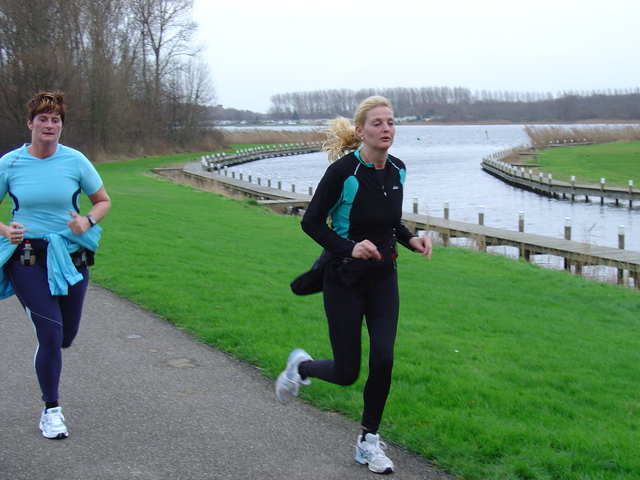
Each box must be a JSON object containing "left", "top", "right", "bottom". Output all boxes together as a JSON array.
[
  {"left": 531, "top": 141, "right": 640, "bottom": 186},
  {"left": 5, "top": 151, "right": 640, "bottom": 479}
]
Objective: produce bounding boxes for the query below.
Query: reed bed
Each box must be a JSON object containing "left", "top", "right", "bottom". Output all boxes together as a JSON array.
[
  {"left": 525, "top": 125, "right": 640, "bottom": 149},
  {"left": 220, "top": 127, "right": 325, "bottom": 146}
]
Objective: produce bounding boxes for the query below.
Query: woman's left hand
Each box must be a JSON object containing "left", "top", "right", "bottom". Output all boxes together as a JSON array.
[
  {"left": 67, "top": 211, "right": 90, "bottom": 235},
  {"left": 409, "top": 235, "right": 433, "bottom": 259}
]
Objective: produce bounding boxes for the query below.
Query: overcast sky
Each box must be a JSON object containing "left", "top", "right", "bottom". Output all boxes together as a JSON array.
[{"left": 192, "top": 0, "right": 640, "bottom": 114}]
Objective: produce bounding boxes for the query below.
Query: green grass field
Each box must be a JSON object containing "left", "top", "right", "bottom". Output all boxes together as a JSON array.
[
  {"left": 532, "top": 141, "right": 640, "bottom": 186},
  {"left": 4, "top": 150, "right": 640, "bottom": 479}
]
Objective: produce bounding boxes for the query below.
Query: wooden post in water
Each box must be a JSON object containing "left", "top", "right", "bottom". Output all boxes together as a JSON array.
[
  {"left": 618, "top": 225, "right": 625, "bottom": 285},
  {"left": 564, "top": 218, "right": 572, "bottom": 271},
  {"left": 518, "top": 211, "right": 528, "bottom": 259},
  {"left": 477, "top": 206, "right": 486, "bottom": 252},
  {"left": 443, "top": 201, "right": 450, "bottom": 246},
  {"left": 518, "top": 211, "right": 524, "bottom": 233},
  {"left": 600, "top": 178, "right": 605, "bottom": 204},
  {"left": 413, "top": 196, "right": 418, "bottom": 214},
  {"left": 630, "top": 180, "right": 634, "bottom": 208}
]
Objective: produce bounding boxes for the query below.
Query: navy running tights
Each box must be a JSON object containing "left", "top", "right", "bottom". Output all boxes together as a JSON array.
[
  {"left": 8, "top": 258, "right": 89, "bottom": 403},
  {"left": 300, "top": 267, "right": 399, "bottom": 433}
]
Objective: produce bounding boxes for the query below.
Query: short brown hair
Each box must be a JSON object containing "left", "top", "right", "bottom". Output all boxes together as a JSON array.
[{"left": 27, "top": 91, "right": 66, "bottom": 124}]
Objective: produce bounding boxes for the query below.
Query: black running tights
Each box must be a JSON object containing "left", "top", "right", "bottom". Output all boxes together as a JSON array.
[{"left": 300, "top": 268, "right": 399, "bottom": 432}]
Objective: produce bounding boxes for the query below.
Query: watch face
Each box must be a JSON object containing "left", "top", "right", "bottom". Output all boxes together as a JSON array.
[{"left": 87, "top": 215, "right": 96, "bottom": 226}]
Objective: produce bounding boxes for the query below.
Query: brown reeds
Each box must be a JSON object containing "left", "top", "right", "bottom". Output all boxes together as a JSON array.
[
  {"left": 220, "top": 128, "right": 325, "bottom": 147},
  {"left": 525, "top": 125, "right": 640, "bottom": 149}
]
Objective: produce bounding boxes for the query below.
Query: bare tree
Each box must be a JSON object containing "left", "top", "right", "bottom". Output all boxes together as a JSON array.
[
  {"left": 0, "top": 0, "right": 214, "bottom": 157},
  {"left": 131, "top": 0, "right": 197, "bottom": 137}
]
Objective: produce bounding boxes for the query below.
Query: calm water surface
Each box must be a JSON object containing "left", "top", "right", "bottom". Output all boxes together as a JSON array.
[{"left": 228, "top": 125, "right": 640, "bottom": 253}]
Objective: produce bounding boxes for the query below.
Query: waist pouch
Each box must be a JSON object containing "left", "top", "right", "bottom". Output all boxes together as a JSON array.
[
  {"left": 329, "top": 243, "right": 398, "bottom": 286},
  {"left": 11, "top": 239, "right": 95, "bottom": 268}
]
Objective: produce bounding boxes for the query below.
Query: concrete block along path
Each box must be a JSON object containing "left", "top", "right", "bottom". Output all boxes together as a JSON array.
[{"left": 0, "top": 283, "right": 454, "bottom": 480}]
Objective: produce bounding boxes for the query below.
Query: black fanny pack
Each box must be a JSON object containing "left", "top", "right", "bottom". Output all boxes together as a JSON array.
[{"left": 11, "top": 239, "right": 95, "bottom": 267}]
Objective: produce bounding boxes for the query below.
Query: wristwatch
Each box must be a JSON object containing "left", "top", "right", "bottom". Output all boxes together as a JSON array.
[{"left": 86, "top": 214, "right": 97, "bottom": 228}]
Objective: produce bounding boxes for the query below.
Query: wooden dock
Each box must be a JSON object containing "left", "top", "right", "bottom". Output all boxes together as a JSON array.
[
  {"left": 402, "top": 213, "right": 640, "bottom": 285},
  {"left": 181, "top": 161, "right": 314, "bottom": 214},
  {"left": 177, "top": 161, "right": 640, "bottom": 287},
  {"left": 481, "top": 157, "right": 639, "bottom": 207},
  {"left": 200, "top": 143, "right": 322, "bottom": 172}
]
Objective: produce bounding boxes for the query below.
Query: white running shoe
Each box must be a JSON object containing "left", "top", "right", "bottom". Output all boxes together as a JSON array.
[
  {"left": 275, "top": 348, "right": 312, "bottom": 405},
  {"left": 355, "top": 433, "right": 394, "bottom": 474},
  {"left": 39, "top": 407, "right": 69, "bottom": 439}
]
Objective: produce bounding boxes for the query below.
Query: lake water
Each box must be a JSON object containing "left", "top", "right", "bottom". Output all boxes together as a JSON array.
[{"left": 226, "top": 124, "right": 640, "bottom": 255}]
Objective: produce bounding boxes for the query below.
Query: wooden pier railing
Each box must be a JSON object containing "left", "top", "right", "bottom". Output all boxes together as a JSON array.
[
  {"left": 200, "top": 142, "right": 322, "bottom": 172},
  {"left": 402, "top": 213, "right": 640, "bottom": 287},
  {"left": 481, "top": 154, "right": 638, "bottom": 207}
]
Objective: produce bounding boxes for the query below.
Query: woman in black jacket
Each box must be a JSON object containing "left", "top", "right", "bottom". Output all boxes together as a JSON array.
[{"left": 275, "top": 95, "right": 432, "bottom": 474}]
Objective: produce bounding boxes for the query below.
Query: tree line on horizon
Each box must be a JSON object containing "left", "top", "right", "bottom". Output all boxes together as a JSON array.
[
  {"left": 263, "top": 87, "right": 640, "bottom": 124},
  {"left": 0, "top": 0, "right": 220, "bottom": 160}
]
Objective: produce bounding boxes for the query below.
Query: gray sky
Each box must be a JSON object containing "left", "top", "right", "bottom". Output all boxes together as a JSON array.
[{"left": 193, "top": 0, "right": 640, "bottom": 114}]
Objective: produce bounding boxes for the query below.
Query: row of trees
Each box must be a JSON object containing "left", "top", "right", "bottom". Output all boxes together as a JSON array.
[
  {"left": 268, "top": 87, "right": 640, "bottom": 123},
  {"left": 0, "top": 0, "right": 218, "bottom": 159}
]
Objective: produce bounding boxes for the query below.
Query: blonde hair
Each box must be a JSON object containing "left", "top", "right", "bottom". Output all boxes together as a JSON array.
[{"left": 322, "top": 95, "right": 392, "bottom": 162}]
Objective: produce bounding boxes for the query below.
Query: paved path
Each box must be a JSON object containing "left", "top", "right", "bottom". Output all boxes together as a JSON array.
[{"left": 0, "top": 284, "right": 453, "bottom": 480}]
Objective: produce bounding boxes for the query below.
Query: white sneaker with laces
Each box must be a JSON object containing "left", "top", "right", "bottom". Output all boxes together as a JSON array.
[
  {"left": 355, "top": 433, "right": 394, "bottom": 474},
  {"left": 39, "top": 407, "right": 68, "bottom": 439},
  {"left": 275, "top": 348, "right": 312, "bottom": 405}
]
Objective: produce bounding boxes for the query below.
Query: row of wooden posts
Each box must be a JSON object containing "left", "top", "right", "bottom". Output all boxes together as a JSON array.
[
  {"left": 436, "top": 200, "right": 629, "bottom": 250},
  {"left": 215, "top": 161, "right": 634, "bottom": 255},
  {"left": 201, "top": 142, "right": 322, "bottom": 171},
  {"left": 482, "top": 149, "right": 638, "bottom": 207},
  {"left": 216, "top": 166, "right": 316, "bottom": 195}
]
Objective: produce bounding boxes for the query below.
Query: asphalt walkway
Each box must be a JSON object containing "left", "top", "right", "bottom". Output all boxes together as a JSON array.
[{"left": 0, "top": 284, "right": 453, "bottom": 480}]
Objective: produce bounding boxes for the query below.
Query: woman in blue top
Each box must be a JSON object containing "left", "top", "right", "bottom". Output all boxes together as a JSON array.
[
  {"left": 0, "top": 92, "right": 111, "bottom": 439},
  {"left": 275, "top": 96, "right": 432, "bottom": 474}
]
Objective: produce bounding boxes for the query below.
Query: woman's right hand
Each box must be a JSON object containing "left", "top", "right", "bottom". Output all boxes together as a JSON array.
[
  {"left": 352, "top": 239, "right": 382, "bottom": 261},
  {"left": 3, "top": 222, "right": 27, "bottom": 244}
]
